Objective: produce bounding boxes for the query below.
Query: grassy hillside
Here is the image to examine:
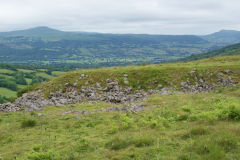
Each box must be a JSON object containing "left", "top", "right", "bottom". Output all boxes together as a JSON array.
[
  {"left": 0, "top": 55, "right": 239, "bottom": 159},
  {"left": 40, "top": 55, "right": 240, "bottom": 98},
  {"left": 180, "top": 43, "right": 240, "bottom": 61}
]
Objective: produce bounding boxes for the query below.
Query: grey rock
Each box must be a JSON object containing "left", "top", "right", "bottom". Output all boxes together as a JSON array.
[
  {"left": 73, "top": 82, "right": 78, "bottom": 87},
  {"left": 124, "top": 80, "right": 129, "bottom": 85}
]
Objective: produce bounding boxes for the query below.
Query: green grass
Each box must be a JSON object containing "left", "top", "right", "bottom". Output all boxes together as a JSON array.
[
  {"left": 51, "top": 71, "right": 65, "bottom": 76},
  {"left": 0, "top": 85, "right": 240, "bottom": 159},
  {"left": 36, "top": 72, "right": 54, "bottom": 80},
  {"left": 17, "top": 69, "right": 35, "bottom": 73},
  {"left": 0, "top": 87, "right": 17, "bottom": 98},
  {"left": 0, "top": 69, "right": 15, "bottom": 74}
]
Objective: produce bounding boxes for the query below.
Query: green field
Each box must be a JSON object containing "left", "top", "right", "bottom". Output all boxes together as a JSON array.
[
  {"left": 0, "top": 87, "right": 17, "bottom": 98},
  {"left": 0, "top": 69, "right": 15, "bottom": 74},
  {"left": 0, "top": 64, "right": 67, "bottom": 103}
]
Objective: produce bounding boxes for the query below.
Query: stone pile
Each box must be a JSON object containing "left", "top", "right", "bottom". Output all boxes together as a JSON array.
[{"left": 0, "top": 71, "right": 238, "bottom": 112}]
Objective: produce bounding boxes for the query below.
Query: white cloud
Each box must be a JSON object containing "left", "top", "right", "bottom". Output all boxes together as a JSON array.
[{"left": 0, "top": 0, "right": 239, "bottom": 34}]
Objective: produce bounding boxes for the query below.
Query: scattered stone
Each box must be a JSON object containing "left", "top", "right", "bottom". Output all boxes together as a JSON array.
[
  {"left": 157, "top": 84, "right": 163, "bottom": 88},
  {"left": 124, "top": 80, "right": 129, "bottom": 85},
  {"left": 37, "top": 113, "right": 44, "bottom": 117},
  {"left": 223, "top": 69, "right": 233, "bottom": 75},
  {"left": 190, "top": 70, "right": 195, "bottom": 76},
  {"left": 73, "top": 82, "right": 78, "bottom": 87},
  {"left": 96, "top": 83, "right": 102, "bottom": 90}
]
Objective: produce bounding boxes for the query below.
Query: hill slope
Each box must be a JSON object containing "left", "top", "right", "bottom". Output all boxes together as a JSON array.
[
  {"left": 202, "top": 30, "right": 240, "bottom": 45},
  {"left": 181, "top": 43, "right": 240, "bottom": 61},
  {"left": 0, "top": 55, "right": 240, "bottom": 159}
]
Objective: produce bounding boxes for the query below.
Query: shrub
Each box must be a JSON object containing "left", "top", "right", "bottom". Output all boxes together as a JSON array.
[
  {"left": 181, "top": 106, "right": 192, "bottom": 113},
  {"left": 27, "top": 150, "right": 60, "bottom": 160},
  {"left": 120, "top": 114, "right": 136, "bottom": 130},
  {"left": 149, "top": 119, "right": 159, "bottom": 128},
  {"left": 105, "top": 137, "right": 131, "bottom": 150},
  {"left": 226, "top": 105, "right": 240, "bottom": 120},
  {"left": 33, "top": 145, "right": 41, "bottom": 152},
  {"left": 218, "top": 103, "right": 240, "bottom": 120},
  {"left": 132, "top": 137, "right": 154, "bottom": 147},
  {"left": 86, "top": 122, "right": 95, "bottom": 128},
  {"left": 177, "top": 112, "right": 189, "bottom": 121},
  {"left": 108, "top": 124, "right": 119, "bottom": 134},
  {"left": 21, "top": 119, "right": 37, "bottom": 128},
  {"left": 189, "top": 111, "right": 218, "bottom": 122},
  {"left": 75, "top": 138, "right": 94, "bottom": 153}
]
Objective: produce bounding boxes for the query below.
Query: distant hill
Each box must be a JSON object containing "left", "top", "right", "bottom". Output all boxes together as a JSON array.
[
  {"left": 0, "top": 26, "right": 216, "bottom": 66},
  {"left": 181, "top": 43, "right": 240, "bottom": 61},
  {"left": 1, "top": 27, "right": 240, "bottom": 66},
  {"left": 201, "top": 30, "right": 240, "bottom": 45}
]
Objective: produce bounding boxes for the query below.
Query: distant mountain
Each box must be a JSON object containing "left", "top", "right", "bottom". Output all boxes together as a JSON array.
[
  {"left": 201, "top": 30, "right": 240, "bottom": 45},
  {"left": 0, "top": 26, "right": 217, "bottom": 67},
  {"left": 0, "top": 26, "right": 90, "bottom": 41},
  {"left": 181, "top": 43, "right": 240, "bottom": 61},
  {"left": 1, "top": 27, "right": 240, "bottom": 67}
]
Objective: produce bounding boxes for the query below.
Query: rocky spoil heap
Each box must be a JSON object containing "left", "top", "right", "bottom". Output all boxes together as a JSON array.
[
  {"left": 0, "top": 77, "right": 148, "bottom": 112},
  {"left": 0, "top": 71, "right": 238, "bottom": 112}
]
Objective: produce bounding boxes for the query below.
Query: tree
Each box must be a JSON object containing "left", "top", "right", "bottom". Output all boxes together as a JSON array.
[{"left": 15, "top": 72, "right": 27, "bottom": 85}]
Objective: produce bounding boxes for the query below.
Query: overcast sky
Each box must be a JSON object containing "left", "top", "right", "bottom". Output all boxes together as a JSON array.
[{"left": 0, "top": 0, "right": 239, "bottom": 35}]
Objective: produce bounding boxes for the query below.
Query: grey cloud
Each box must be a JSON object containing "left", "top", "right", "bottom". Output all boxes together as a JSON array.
[{"left": 0, "top": 0, "right": 239, "bottom": 34}]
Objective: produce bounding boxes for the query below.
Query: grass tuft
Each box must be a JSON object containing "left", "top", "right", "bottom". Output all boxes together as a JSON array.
[{"left": 21, "top": 119, "right": 37, "bottom": 128}]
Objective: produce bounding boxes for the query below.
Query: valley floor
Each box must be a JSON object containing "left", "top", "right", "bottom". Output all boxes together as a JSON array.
[{"left": 0, "top": 85, "right": 240, "bottom": 160}]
